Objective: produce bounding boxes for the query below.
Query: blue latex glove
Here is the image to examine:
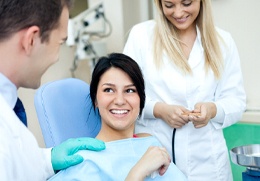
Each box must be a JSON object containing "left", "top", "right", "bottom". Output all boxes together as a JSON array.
[{"left": 51, "top": 137, "right": 105, "bottom": 171}]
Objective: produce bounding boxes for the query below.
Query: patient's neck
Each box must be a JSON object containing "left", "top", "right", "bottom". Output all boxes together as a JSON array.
[{"left": 96, "top": 128, "right": 134, "bottom": 142}]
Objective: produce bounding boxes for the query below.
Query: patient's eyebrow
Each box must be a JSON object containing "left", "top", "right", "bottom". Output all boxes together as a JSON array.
[
  {"left": 102, "top": 83, "right": 135, "bottom": 88},
  {"left": 102, "top": 83, "right": 114, "bottom": 86}
]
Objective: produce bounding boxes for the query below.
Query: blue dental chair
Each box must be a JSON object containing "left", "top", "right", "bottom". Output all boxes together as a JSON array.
[{"left": 34, "top": 78, "right": 101, "bottom": 148}]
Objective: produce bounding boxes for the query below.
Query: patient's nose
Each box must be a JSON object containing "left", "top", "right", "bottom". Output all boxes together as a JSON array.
[{"left": 114, "top": 92, "right": 126, "bottom": 105}]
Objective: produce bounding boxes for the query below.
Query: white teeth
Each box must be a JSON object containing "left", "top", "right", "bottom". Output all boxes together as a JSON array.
[{"left": 111, "top": 110, "right": 128, "bottom": 114}]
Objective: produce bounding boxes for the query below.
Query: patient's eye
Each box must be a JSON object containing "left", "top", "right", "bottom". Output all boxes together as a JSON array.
[
  {"left": 125, "top": 87, "right": 137, "bottom": 94},
  {"left": 104, "top": 88, "right": 113, "bottom": 93},
  {"left": 126, "top": 89, "right": 134, "bottom": 93}
]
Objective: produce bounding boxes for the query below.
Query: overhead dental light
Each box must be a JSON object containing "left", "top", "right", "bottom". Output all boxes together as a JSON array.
[{"left": 67, "top": 1, "right": 112, "bottom": 77}]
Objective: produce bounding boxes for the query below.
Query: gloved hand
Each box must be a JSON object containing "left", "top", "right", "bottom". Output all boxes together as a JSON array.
[{"left": 51, "top": 137, "right": 105, "bottom": 171}]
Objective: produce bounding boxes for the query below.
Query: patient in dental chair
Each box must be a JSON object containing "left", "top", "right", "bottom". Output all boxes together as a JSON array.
[{"left": 48, "top": 53, "right": 187, "bottom": 181}]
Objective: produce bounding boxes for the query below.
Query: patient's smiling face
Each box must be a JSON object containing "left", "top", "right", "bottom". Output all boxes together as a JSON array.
[{"left": 96, "top": 67, "right": 140, "bottom": 136}]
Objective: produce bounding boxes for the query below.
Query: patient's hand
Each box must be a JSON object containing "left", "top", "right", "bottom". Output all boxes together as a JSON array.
[{"left": 125, "top": 146, "right": 171, "bottom": 181}]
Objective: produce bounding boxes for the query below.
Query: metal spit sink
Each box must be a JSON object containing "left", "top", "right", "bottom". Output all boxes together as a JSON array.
[{"left": 230, "top": 144, "right": 260, "bottom": 170}]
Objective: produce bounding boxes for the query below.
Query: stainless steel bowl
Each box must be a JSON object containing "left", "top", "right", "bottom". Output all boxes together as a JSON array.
[{"left": 230, "top": 144, "right": 260, "bottom": 170}]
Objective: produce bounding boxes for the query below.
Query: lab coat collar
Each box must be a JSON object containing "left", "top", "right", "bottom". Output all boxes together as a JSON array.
[
  {"left": 0, "top": 73, "right": 18, "bottom": 109},
  {"left": 188, "top": 26, "right": 204, "bottom": 69}
]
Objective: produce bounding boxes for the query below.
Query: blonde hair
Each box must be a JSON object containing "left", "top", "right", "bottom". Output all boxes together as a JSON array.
[{"left": 153, "top": 0, "right": 223, "bottom": 79}]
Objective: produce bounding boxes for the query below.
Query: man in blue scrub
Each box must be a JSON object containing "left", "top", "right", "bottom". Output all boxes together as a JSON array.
[{"left": 0, "top": 0, "right": 105, "bottom": 180}]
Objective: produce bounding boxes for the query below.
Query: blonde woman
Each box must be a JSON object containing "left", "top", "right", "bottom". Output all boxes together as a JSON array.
[{"left": 123, "top": 0, "right": 246, "bottom": 180}]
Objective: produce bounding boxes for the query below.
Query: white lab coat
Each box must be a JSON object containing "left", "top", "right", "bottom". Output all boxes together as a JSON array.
[
  {"left": 0, "top": 73, "right": 54, "bottom": 181},
  {"left": 123, "top": 20, "right": 246, "bottom": 181}
]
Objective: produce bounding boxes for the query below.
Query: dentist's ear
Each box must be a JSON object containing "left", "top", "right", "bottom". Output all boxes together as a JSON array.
[{"left": 21, "top": 26, "right": 40, "bottom": 55}]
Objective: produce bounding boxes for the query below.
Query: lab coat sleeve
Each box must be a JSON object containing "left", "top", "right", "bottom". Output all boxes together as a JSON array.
[
  {"left": 0, "top": 117, "right": 54, "bottom": 181},
  {"left": 123, "top": 22, "right": 157, "bottom": 119},
  {"left": 211, "top": 31, "right": 246, "bottom": 129},
  {"left": 43, "top": 147, "right": 56, "bottom": 179}
]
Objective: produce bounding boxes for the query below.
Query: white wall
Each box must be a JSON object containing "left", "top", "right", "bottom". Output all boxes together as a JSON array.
[
  {"left": 101, "top": 0, "right": 151, "bottom": 52},
  {"left": 211, "top": 0, "right": 260, "bottom": 121},
  {"left": 212, "top": 0, "right": 260, "bottom": 108}
]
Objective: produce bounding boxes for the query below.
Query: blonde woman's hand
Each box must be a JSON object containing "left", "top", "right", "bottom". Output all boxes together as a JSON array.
[
  {"left": 125, "top": 146, "right": 171, "bottom": 181},
  {"left": 189, "top": 102, "right": 217, "bottom": 128},
  {"left": 154, "top": 102, "right": 190, "bottom": 128}
]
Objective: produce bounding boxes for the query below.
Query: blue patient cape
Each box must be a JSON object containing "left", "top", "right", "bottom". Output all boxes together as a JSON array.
[{"left": 48, "top": 136, "right": 187, "bottom": 181}]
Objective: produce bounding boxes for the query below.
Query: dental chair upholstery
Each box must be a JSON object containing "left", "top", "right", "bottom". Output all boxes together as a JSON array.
[{"left": 34, "top": 78, "right": 101, "bottom": 148}]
